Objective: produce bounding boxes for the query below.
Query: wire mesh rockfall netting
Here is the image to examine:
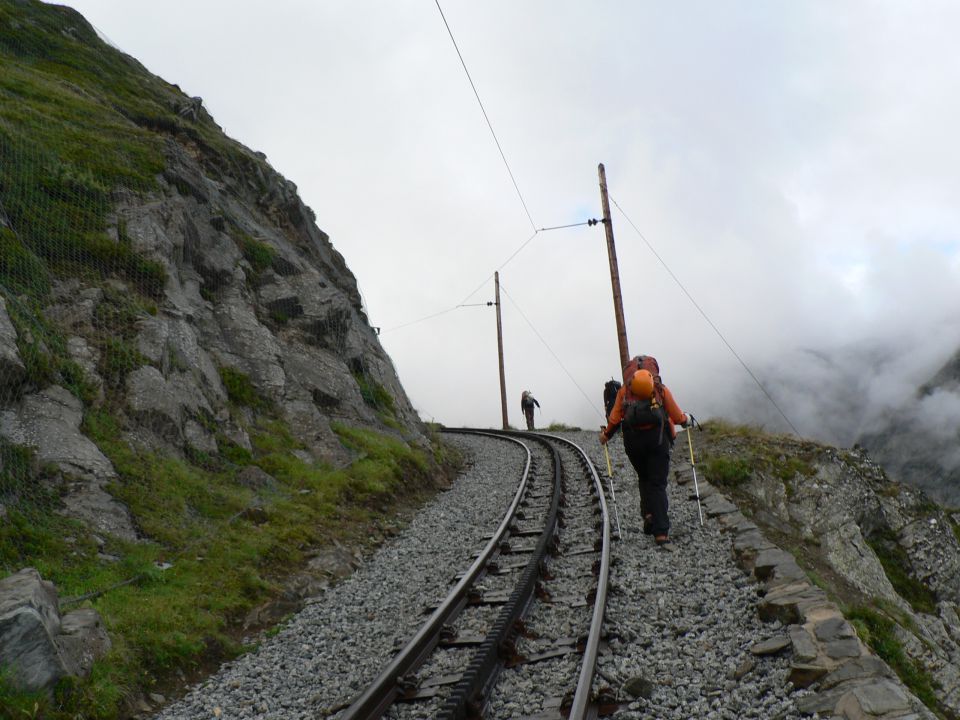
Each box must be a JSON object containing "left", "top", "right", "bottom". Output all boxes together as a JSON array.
[
  {"left": 0, "top": 2, "right": 171, "bottom": 566},
  {"left": 0, "top": 1, "right": 402, "bottom": 600}
]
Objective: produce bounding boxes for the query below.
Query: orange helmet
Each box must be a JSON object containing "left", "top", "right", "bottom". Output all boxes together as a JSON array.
[{"left": 629, "top": 368, "right": 654, "bottom": 400}]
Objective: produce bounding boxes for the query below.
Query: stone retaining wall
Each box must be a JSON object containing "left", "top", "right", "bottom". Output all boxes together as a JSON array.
[{"left": 689, "top": 477, "right": 938, "bottom": 720}]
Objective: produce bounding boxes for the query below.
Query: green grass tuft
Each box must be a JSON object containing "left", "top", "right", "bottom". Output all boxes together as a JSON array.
[
  {"left": 701, "top": 455, "right": 753, "bottom": 487},
  {"left": 847, "top": 603, "right": 940, "bottom": 711},
  {"left": 352, "top": 371, "right": 400, "bottom": 429},
  {"left": 238, "top": 234, "right": 276, "bottom": 274},
  {"left": 546, "top": 422, "right": 582, "bottom": 431},
  {"left": 219, "top": 366, "right": 269, "bottom": 410},
  {"left": 865, "top": 527, "right": 937, "bottom": 614}
]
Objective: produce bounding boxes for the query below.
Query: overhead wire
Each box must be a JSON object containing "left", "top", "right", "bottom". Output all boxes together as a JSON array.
[
  {"left": 537, "top": 220, "right": 599, "bottom": 232},
  {"left": 426, "top": 3, "right": 798, "bottom": 437},
  {"left": 389, "top": 4, "right": 600, "bottom": 332},
  {"left": 499, "top": 282, "right": 606, "bottom": 421},
  {"left": 385, "top": 3, "right": 543, "bottom": 332},
  {"left": 609, "top": 195, "right": 803, "bottom": 437},
  {"left": 388, "top": 216, "right": 598, "bottom": 332},
  {"left": 434, "top": 0, "right": 536, "bottom": 232},
  {"left": 382, "top": 306, "right": 462, "bottom": 333}
]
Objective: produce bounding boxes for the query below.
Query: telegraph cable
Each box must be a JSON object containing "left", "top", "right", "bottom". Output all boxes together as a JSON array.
[
  {"left": 610, "top": 195, "right": 802, "bottom": 437},
  {"left": 499, "top": 282, "right": 606, "bottom": 420},
  {"left": 434, "top": 0, "right": 536, "bottom": 232}
]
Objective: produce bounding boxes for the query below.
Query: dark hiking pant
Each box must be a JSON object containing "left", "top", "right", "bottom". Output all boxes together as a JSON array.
[
  {"left": 622, "top": 427, "right": 672, "bottom": 537},
  {"left": 523, "top": 406, "right": 535, "bottom": 430}
]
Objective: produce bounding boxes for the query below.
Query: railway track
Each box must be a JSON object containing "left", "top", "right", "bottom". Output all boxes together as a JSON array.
[{"left": 334, "top": 430, "right": 616, "bottom": 719}]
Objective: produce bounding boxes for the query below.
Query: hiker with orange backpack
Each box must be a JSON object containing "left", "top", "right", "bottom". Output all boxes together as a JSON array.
[{"left": 599, "top": 355, "right": 692, "bottom": 549}]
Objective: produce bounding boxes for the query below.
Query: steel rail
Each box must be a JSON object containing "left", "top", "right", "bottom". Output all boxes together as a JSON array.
[
  {"left": 338, "top": 431, "right": 532, "bottom": 719},
  {"left": 541, "top": 433, "right": 612, "bottom": 720},
  {"left": 437, "top": 430, "right": 564, "bottom": 719}
]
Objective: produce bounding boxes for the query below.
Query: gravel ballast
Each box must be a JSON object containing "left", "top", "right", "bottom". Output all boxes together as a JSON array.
[{"left": 152, "top": 430, "right": 812, "bottom": 719}]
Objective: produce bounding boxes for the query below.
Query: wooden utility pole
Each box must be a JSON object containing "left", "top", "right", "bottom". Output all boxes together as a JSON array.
[
  {"left": 494, "top": 272, "right": 509, "bottom": 429},
  {"left": 598, "top": 163, "right": 630, "bottom": 370}
]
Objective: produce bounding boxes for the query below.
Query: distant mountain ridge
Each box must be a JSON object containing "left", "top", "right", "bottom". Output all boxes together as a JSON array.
[
  {"left": 858, "top": 346, "right": 960, "bottom": 506},
  {"left": 724, "top": 341, "right": 960, "bottom": 506}
]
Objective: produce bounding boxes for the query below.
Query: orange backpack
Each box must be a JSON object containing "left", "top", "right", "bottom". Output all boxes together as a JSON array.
[{"left": 620, "top": 355, "right": 668, "bottom": 440}]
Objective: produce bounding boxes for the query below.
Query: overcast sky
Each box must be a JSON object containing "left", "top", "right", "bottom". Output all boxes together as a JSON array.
[{"left": 61, "top": 1, "right": 960, "bottom": 439}]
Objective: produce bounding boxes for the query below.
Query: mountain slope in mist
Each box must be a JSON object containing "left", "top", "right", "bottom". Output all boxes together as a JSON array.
[
  {"left": 858, "top": 346, "right": 960, "bottom": 506},
  {"left": 725, "top": 340, "right": 960, "bottom": 507}
]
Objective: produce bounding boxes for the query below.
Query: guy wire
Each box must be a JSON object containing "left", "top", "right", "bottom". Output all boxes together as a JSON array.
[
  {"left": 500, "top": 282, "right": 606, "bottom": 420},
  {"left": 434, "top": 0, "right": 536, "bottom": 232}
]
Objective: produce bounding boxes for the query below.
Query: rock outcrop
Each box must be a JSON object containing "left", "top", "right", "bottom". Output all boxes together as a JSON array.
[
  {"left": 0, "top": 1, "right": 425, "bottom": 539},
  {"left": 697, "top": 426, "right": 960, "bottom": 718},
  {"left": 0, "top": 568, "right": 111, "bottom": 693}
]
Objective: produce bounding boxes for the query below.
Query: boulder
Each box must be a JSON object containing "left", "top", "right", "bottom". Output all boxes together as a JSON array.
[
  {"left": 0, "top": 570, "right": 111, "bottom": 692},
  {"left": 834, "top": 679, "right": 912, "bottom": 717},
  {"left": 0, "top": 569, "right": 67, "bottom": 691},
  {"left": 236, "top": 465, "right": 276, "bottom": 491},
  {"left": 822, "top": 520, "right": 905, "bottom": 607},
  {"left": 184, "top": 419, "right": 218, "bottom": 456},
  {"left": 56, "top": 608, "right": 111, "bottom": 677}
]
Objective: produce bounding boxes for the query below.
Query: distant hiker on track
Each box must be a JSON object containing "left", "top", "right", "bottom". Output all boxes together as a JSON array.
[
  {"left": 602, "top": 378, "right": 622, "bottom": 439},
  {"left": 599, "top": 355, "right": 691, "bottom": 549},
  {"left": 520, "top": 390, "right": 540, "bottom": 430}
]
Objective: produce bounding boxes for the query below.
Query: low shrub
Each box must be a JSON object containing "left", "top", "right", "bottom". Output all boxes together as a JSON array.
[
  {"left": 701, "top": 455, "right": 753, "bottom": 487},
  {"left": 847, "top": 603, "right": 939, "bottom": 711}
]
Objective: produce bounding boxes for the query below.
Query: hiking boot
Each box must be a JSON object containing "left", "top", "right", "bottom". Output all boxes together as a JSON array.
[
  {"left": 654, "top": 535, "right": 674, "bottom": 550},
  {"left": 642, "top": 514, "right": 654, "bottom": 535}
]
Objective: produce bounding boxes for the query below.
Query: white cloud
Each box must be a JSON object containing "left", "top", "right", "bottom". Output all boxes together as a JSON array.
[{"left": 62, "top": 0, "right": 960, "bottom": 434}]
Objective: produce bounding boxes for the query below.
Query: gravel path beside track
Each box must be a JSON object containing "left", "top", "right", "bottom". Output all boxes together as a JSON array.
[{"left": 153, "top": 431, "right": 813, "bottom": 720}]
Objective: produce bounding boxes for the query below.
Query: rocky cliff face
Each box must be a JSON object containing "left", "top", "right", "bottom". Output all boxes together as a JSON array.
[
  {"left": 0, "top": 1, "right": 425, "bottom": 544},
  {"left": 697, "top": 423, "right": 960, "bottom": 717}
]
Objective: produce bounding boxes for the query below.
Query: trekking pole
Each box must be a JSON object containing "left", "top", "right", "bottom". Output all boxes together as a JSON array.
[
  {"left": 602, "top": 442, "right": 623, "bottom": 539},
  {"left": 684, "top": 425, "right": 704, "bottom": 526}
]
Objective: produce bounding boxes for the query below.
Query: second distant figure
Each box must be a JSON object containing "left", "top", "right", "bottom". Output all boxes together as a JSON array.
[{"left": 520, "top": 390, "right": 540, "bottom": 430}]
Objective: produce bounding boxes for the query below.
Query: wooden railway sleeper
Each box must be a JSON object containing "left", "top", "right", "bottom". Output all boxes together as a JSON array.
[
  {"left": 396, "top": 673, "right": 420, "bottom": 697},
  {"left": 498, "top": 636, "right": 526, "bottom": 666},
  {"left": 440, "top": 624, "right": 458, "bottom": 644},
  {"left": 514, "top": 618, "right": 536, "bottom": 639},
  {"left": 539, "top": 558, "right": 555, "bottom": 581}
]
